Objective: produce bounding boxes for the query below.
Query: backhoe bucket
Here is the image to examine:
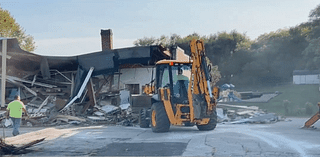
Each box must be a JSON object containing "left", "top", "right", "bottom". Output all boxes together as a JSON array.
[{"left": 303, "top": 103, "right": 320, "bottom": 128}]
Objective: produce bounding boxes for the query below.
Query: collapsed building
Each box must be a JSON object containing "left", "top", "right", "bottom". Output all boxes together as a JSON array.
[
  {"left": 1, "top": 30, "right": 280, "bottom": 127},
  {"left": 0, "top": 29, "right": 192, "bottom": 126}
]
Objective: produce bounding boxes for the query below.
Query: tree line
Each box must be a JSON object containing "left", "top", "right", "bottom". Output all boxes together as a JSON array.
[
  {"left": 0, "top": 6, "right": 36, "bottom": 52},
  {"left": 134, "top": 4, "right": 320, "bottom": 88}
]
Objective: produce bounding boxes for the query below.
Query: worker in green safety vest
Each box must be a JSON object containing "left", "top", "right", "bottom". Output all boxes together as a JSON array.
[{"left": 6, "top": 95, "right": 28, "bottom": 136}]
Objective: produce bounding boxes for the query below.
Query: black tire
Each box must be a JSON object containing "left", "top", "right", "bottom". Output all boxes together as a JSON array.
[
  {"left": 151, "top": 102, "right": 170, "bottom": 132},
  {"left": 139, "top": 108, "right": 150, "bottom": 128},
  {"left": 196, "top": 110, "right": 217, "bottom": 131}
]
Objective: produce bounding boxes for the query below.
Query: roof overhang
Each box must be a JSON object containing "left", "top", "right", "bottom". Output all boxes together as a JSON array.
[{"left": 156, "top": 59, "right": 192, "bottom": 65}]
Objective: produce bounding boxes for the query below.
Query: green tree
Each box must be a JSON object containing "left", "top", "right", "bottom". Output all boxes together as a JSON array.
[
  {"left": 0, "top": 7, "right": 36, "bottom": 52},
  {"left": 133, "top": 31, "right": 250, "bottom": 85},
  {"left": 241, "top": 27, "right": 310, "bottom": 86},
  {"left": 133, "top": 36, "right": 157, "bottom": 46},
  {"left": 302, "top": 38, "right": 320, "bottom": 69},
  {"left": 309, "top": 4, "right": 320, "bottom": 21},
  {"left": 204, "top": 31, "right": 251, "bottom": 84}
]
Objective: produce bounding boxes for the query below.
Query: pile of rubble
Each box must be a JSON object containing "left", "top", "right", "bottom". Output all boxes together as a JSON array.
[
  {"left": 217, "top": 104, "right": 283, "bottom": 124},
  {"left": 22, "top": 99, "right": 138, "bottom": 127},
  {"left": 0, "top": 73, "right": 280, "bottom": 127},
  {"left": 0, "top": 73, "right": 138, "bottom": 128}
]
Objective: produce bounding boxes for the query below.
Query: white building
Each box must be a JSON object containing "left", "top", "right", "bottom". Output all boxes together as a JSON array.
[{"left": 293, "top": 70, "right": 320, "bottom": 85}]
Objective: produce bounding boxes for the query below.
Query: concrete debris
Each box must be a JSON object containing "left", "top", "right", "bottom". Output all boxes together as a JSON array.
[
  {"left": 217, "top": 103, "right": 283, "bottom": 124},
  {"left": 100, "top": 104, "right": 120, "bottom": 114},
  {"left": 231, "top": 113, "right": 279, "bottom": 124},
  {"left": 93, "top": 111, "right": 104, "bottom": 116},
  {"left": 216, "top": 108, "right": 228, "bottom": 122},
  {"left": 0, "top": 70, "right": 138, "bottom": 127},
  {"left": 120, "top": 103, "right": 130, "bottom": 110},
  {"left": 68, "top": 121, "right": 81, "bottom": 125},
  {"left": 87, "top": 116, "right": 107, "bottom": 121}
]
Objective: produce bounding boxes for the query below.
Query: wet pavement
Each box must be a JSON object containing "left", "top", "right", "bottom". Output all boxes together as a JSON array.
[{"left": 1, "top": 118, "right": 320, "bottom": 156}]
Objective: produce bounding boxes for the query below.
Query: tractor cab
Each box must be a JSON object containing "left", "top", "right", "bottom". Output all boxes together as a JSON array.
[{"left": 155, "top": 60, "right": 192, "bottom": 104}]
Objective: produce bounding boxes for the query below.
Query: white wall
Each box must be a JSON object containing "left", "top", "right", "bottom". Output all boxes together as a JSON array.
[
  {"left": 293, "top": 75, "right": 300, "bottom": 84},
  {"left": 293, "top": 74, "right": 319, "bottom": 84},
  {"left": 119, "top": 67, "right": 155, "bottom": 94}
]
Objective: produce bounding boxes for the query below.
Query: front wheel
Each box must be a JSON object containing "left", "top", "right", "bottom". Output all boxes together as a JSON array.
[
  {"left": 196, "top": 110, "right": 217, "bottom": 131},
  {"left": 151, "top": 102, "right": 170, "bottom": 132}
]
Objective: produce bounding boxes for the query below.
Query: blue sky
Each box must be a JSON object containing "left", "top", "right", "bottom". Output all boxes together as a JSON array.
[{"left": 0, "top": 0, "right": 319, "bottom": 56}]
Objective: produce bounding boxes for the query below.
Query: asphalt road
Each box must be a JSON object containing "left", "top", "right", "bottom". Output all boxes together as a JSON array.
[{"left": 2, "top": 118, "right": 320, "bottom": 156}]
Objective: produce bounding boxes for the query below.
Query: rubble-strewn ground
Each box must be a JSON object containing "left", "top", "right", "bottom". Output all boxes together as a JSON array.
[{"left": 0, "top": 118, "right": 319, "bottom": 156}]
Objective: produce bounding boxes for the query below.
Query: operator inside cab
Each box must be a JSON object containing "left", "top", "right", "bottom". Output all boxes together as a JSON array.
[{"left": 173, "top": 67, "right": 190, "bottom": 103}]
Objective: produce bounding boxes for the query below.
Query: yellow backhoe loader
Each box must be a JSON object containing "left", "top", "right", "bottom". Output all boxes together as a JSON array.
[{"left": 139, "top": 39, "right": 219, "bottom": 132}]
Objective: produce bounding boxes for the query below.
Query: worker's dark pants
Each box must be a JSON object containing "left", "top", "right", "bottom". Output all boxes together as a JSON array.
[{"left": 10, "top": 117, "right": 21, "bottom": 136}]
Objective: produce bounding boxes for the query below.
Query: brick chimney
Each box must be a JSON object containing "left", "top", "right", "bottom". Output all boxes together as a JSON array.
[{"left": 101, "top": 29, "right": 113, "bottom": 50}]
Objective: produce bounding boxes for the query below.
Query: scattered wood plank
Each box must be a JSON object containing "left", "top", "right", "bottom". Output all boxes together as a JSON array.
[
  {"left": 55, "top": 115, "right": 86, "bottom": 122},
  {"left": 218, "top": 104, "right": 259, "bottom": 110},
  {"left": 2, "top": 75, "right": 57, "bottom": 88},
  {"left": 236, "top": 110, "right": 257, "bottom": 116},
  {"left": 0, "top": 138, "right": 45, "bottom": 155},
  {"left": 36, "top": 96, "right": 50, "bottom": 112}
]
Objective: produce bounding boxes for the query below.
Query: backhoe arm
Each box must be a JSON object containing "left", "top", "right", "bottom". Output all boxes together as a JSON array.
[
  {"left": 303, "top": 103, "right": 320, "bottom": 128},
  {"left": 188, "top": 39, "right": 216, "bottom": 118}
]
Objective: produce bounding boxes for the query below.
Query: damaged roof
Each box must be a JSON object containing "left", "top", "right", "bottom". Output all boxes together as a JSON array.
[{"left": 0, "top": 38, "right": 170, "bottom": 78}]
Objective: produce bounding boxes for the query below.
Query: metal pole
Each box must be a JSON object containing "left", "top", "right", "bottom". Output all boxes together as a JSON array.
[{"left": 1, "top": 39, "right": 7, "bottom": 108}]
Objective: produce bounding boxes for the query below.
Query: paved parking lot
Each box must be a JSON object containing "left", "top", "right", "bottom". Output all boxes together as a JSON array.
[{"left": 2, "top": 118, "right": 320, "bottom": 156}]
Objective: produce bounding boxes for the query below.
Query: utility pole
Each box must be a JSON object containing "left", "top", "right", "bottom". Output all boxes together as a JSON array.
[{"left": 1, "top": 39, "right": 7, "bottom": 108}]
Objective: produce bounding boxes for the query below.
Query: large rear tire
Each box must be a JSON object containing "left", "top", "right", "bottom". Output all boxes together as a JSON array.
[
  {"left": 196, "top": 110, "right": 217, "bottom": 131},
  {"left": 151, "top": 102, "right": 170, "bottom": 132},
  {"left": 139, "top": 108, "right": 150, "bottom": 128}
]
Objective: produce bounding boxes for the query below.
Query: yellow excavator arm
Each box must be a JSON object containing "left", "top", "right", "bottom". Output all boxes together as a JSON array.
[
  {"left": 188, "top": 39, "right": 217, "bottom": 120},
  {"left": 303, "top": 102, "right": 320, "bottom": 128}
]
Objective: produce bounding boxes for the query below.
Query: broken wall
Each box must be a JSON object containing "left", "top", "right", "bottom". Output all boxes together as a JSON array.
[{"left": 119, "top": 67, "right": 155, "bottom": 95}]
